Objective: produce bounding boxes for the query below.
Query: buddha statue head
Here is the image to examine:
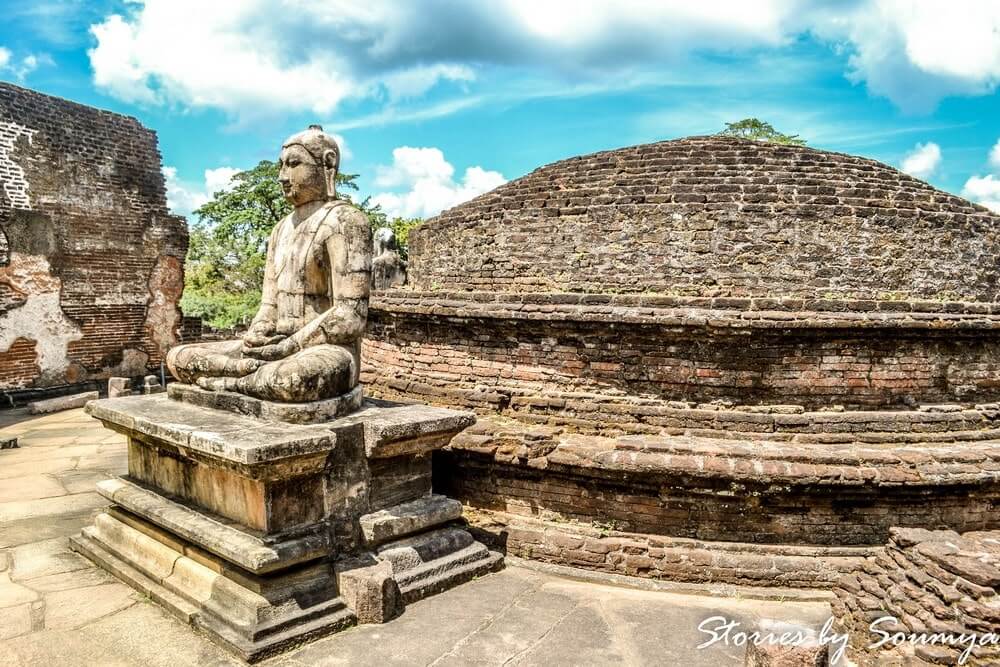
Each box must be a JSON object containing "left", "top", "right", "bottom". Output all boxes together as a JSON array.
[
  {"left": 279, "top": 124, "right": 341, "bottom": 206},
  {"left": 374, "top": 226, "right": 398, "bottom": 256}
]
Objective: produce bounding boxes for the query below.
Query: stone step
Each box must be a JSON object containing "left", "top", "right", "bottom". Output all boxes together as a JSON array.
[
  {"left": 96, "top": 477, "right": 328, "bottom": 573},
  {"left": 360, "top": 494, "right": 463, "bottom": 546}
]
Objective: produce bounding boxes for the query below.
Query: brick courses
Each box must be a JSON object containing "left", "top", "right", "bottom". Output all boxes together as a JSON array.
[
  {"left": 408, "top": 136, "right": 999, "bottom": 300},
  {"left": 364, "top": 298, "right": 1000, "bottom": 411}
]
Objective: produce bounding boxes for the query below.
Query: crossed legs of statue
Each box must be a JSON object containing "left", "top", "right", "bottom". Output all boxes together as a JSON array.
[{"left": 166, "top": 341, "right": 355, "bottom": 403}]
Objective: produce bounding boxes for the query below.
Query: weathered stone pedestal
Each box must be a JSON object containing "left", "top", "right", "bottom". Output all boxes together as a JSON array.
[{"left": 70, "top": 385, "right": 502, "bottom": 662}]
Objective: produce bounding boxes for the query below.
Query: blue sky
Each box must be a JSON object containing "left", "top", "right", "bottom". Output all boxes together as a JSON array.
[{"left": 3, "top": 0, "right": 1000, "bottom": 220}]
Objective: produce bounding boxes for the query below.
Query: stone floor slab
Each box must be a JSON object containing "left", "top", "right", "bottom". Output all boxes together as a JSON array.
[
  {"left": 42, "top": 583, "right": 138, "bottom": 630},
  {"left": 0, "top": 572, "right": 39, "bottom": 608},
  {"left": 51, "top": 469, "right": 116, "bottom": 495},
  {"left": 0, "top": 602, "right": 33, "bottom": 641},
  {"left": 0, "top": 493, "right": 108, "bottom": 524},
  {"left": 17, "top": 567, "right": 115, "bottom": 593},
  {"left": 9, "top": 537, "right": 93, "bottom": 582},
  {"left": 0, "top": 458, "right": 81, "bottom": 481},
  {"left": 0, "top": 475, "right": 68, "bottom": 504},
  {"left": 0, "top": 509, "right": 99, "bottom": 549}
]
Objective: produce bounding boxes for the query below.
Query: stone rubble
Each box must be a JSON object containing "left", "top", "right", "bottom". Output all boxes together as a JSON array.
[{"left": 833, "top": 527, "right": 1000, "bottom": 666}]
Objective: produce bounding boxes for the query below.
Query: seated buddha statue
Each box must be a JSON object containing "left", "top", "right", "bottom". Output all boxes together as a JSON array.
[{"left": 166, "top": 125, "right": 372, "bottom": 403}]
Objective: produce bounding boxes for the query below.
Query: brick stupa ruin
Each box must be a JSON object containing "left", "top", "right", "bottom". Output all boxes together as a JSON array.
[{"left": 362, "top": 136, "right": 1000, "bottom": 645}]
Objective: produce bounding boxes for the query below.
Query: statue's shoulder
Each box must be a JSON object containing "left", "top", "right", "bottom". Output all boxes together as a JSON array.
[{"left": 318, "top": 200, "right": 368, "bottom": 232}]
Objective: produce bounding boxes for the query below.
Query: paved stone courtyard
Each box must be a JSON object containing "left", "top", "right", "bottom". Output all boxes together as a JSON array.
[{"left": 0, "top": 407, "right": 833, "bottom": 666}]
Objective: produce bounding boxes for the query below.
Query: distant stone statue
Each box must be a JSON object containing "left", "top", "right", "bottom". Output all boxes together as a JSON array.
[
  {"left": 371, "top": 227, "right": 407, "bottom": 290},
  {"left": 167, "top": 125, "right": 372, "bottom": 403}
]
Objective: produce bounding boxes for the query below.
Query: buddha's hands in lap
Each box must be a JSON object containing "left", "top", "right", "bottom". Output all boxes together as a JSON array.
[
  {"left": 243, "top": 334, "right": 300, "bottom": 362},
  {"left": 243, "top": 320, "right": 283, "bottom": 348},
  {"left": 242, "top": 320, "right": 291, "bottom": 361}
]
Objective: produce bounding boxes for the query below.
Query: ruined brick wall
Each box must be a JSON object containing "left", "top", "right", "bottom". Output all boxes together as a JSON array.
[
  {"left": 0, "top": 82, "right": 187, "bottom": 394},
  {"left": 408, "top": 136, "right": 1000, "bottom": 300}
]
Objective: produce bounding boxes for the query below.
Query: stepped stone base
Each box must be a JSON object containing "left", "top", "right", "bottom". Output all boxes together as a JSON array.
[
  {"left": 70, "top": 509, "right": 355, "bottom": 662},
  {"left": 72, "top": 391, "right": 501, "bottom": 662}
]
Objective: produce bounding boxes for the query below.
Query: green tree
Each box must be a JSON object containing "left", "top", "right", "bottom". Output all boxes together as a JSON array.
[
  {"left": 181, "top": 160, "right": 418, "bottom": 329},
  {"left": 718, "top": 118, "right": 806, "bottom": 145}
]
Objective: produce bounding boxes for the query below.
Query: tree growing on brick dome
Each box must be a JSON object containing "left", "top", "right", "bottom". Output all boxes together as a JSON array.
[{"left": 718, "top": 118, "right": 806, "bottom": 145}]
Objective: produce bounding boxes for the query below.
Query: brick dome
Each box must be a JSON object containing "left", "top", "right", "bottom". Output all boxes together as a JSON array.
[{"left": 408, "top": 136, "right": 1000, "bottom": 301}]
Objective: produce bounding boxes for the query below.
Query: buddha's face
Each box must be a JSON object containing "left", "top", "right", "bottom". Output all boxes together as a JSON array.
[{"left": 278, "top": 145, "right": 326, "bottom": 206}]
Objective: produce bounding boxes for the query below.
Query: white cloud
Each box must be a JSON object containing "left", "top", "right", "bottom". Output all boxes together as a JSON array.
[
  {"left": 900, "top": 142, "right": 941, "bottom": 179},
  {"left": 371, "top": 147, "right": 505, "bottom": 218},
  {"left": 87, "top": 2, "right": 474, "bottom": 117},
  {"left": 86, "top": 2, "right": 1000, "bottom": 118},
  {"left": 962, "top": 175, "right": 1000, "bottom": 214},
  {"left": 163, "top": 165, "right": 240, "bottom": 217},
  {"left": 809, "top": 1, "right": 1000, "bottom": 111},
  {"left": 86, "top": 1, "right": 798, "bottom": 119},
  {"left": 989, "top": 138, "right": 1000, "bottom": 171},
  {"left": 203, "top": 167, "right": 240, "bottom": 196},
  {"left": 962, "top": 138, "right": 1000, "bottom": 213},
  {"left": 0, "top": 45, "right": 46, "bottom": 82}
]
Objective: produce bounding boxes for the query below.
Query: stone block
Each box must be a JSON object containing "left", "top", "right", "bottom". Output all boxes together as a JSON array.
[
  {"left": 334, "top": 558, "right": 402, "bottom": 624},
  {"left": 143, "top": 374, "right": 165, "bottom": 394},
  {"left": 339, "top": 402, "right": 476, "bottom": 458},
  {"left": 70, "top": 512, "right": 355, "bottom": 662},
  {"left": 360, "top": 495, "right": 463, "bottom": 546},
  {"left": 108, "top": 377, "right": 132, "bottom": 398},
  {"left": 28, "top": 391, "right": 98, "bottom": 414},
  {"left": 74, "top": 391, "right": 492, "bottom": 661},
  {"left": 744, "top": 620, "right": 828, "bottom": 666},
  {"left": 95, "top": 478, "right": 328, "bottom": 573},
  {"left": 376, "top": 527, "right": 502, "bottom": 602},
  {"left": 0, "top": 436, "right": 17, "bottom": 450}
]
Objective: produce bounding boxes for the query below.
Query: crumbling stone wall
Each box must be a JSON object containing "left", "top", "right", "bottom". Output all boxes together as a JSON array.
[
  {"left": 409, "top": 136, "right": 999, "bottom": 301},
  {"left": 0, "top": 82, "right": 187, "bottom": 395}
]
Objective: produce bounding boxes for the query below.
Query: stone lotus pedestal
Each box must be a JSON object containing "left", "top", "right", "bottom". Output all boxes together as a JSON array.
[{"left": 70, "top": 384, "right": 502, "bottom": 662}]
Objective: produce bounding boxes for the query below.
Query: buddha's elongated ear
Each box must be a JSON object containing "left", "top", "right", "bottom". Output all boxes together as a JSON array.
[
  {"left": 321, "top": 148, "right": 340, "bottom": 199},
  {"left": 322, "top": 148, "right": 340, "bottom": 173}
]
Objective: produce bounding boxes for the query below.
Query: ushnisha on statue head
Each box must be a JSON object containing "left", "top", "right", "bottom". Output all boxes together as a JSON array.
[{"left": 278, "top": 124, "right": 341, "bottom": 206}]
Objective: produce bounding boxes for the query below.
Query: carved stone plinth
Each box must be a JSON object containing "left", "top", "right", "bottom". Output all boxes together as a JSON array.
[{"left": 70, "top": 389, "right": 502, "bottom": 662}]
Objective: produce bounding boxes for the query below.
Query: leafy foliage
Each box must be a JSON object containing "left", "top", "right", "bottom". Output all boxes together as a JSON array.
[
  {"left": 718, "top": 118, "right": 806, "bottom": 145},
  {"left": 180, "top": 160, "right": 420, "bottom": 329}
]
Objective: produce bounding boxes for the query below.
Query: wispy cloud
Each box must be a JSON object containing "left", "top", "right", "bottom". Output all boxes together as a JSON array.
[{"left": 328, "top": 96, "right": 487, "bottom": 131}]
